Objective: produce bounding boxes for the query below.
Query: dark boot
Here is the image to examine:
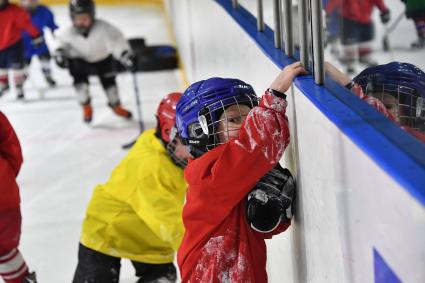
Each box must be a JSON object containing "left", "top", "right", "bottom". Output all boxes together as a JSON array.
[{"left": 23, "top": 271, "right": 37, "bottom": 283}]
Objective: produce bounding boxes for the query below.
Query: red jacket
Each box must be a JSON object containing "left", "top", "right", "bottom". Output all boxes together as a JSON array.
[
  {"left": 177, "top": 91, "right": 291, "bottom": 283},
  {"left": 326, "top": 0, "right": 388, "bottom": 23},
  {"left": 0, "top": 112, "right": 23, "bottom": 211},
  {"left": 351, "top": 84, "right": 425, "bottom": 143},
  {"left": 0, "top": 4, "right": 40, "bottom": 50}
]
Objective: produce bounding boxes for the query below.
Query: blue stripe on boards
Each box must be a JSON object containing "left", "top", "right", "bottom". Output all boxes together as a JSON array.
[{"left": 215, "top": 0, "right": 425, "bottom": 206}]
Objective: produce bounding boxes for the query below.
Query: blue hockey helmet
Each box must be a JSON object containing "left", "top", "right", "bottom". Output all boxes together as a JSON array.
[
  {"left": 353, "top": 62, "right": 425, "bottom": 130},
  {"left": 176, "top": 77, "right": 258, "bottom": 157}
]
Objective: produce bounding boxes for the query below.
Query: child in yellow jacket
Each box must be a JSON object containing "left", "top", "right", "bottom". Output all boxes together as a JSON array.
[{"left": 72, "top": 92, "right": 191, "bottom": 283}]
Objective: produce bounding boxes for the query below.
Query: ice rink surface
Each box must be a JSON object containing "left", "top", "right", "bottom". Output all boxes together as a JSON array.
[
  {"left": 1, "top": 0, "right": 424, "bottom": 282},
  {"left": 1, "top": 4, "right": 183, "bottom": 282}
]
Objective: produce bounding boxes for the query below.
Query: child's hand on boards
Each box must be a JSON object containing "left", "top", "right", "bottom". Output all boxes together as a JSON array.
[{"left": 269, "top": 61, "right": 307, "bottom": 94}]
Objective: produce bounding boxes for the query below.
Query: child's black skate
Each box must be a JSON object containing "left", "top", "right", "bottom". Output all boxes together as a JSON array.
[
  {"left": 45, "top": 75, "right": 57, "bottom": 87},
  {"left": 23, "top": 271, "right": 37, "bottom": 283},
  {"left": 16, "top": 87, "right": 25, "bottom": 100}
]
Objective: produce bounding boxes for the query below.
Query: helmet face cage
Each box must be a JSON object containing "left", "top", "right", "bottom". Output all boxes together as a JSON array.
[
  {"left": 363, "top": 77, "right": 424, "bottom": 131},
  {"left": 166, "top": 127, "right": 188, "bottom": 169},
  {"left": 198, "top": 94, "right": 259, "bottom": 151},
  {"left": 354, "top": 62, "right": 425, "bottom": 132}
]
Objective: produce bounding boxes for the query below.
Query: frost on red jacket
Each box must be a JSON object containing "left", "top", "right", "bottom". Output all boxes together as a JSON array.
[
  {"left": 325, "top": 0, "right": 388, "bottom": 23},
  {"left": 351, "top": 84, "right": 425, "bottom": 143},
  {"left": 177, "top": 91, "right": 291, "bottom": 283},
  {"left": 0, "top": 4, "right": 40, "bottom": 50},
  {"left": 0, "top": 112, "right": 23, "bottom": 211}
]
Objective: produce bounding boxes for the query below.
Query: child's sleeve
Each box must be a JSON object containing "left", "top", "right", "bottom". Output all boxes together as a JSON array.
[
  {"left": 18, "top": 8, "right": 40, "bottom": 38},
  {"left": 374, "top": 0, "right": 389, "bottom": 12},
  {"left": 46, "top": 7, "right": 59, "bottom": 32},
  {"left": 0, "top": 113, "right": 23, "bottom": 177},
  {"left": 103, "top": 21, "right": 132, "bottom": 60}
]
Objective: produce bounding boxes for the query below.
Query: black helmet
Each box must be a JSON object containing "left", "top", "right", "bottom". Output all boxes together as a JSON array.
[
  {"left": 0, "top": 0, "right": 9, "bottom": 10},
  {"left": 70, "top": 0, "right": 94, "bottom": 17},
  {"left": 69, "top": 0, "right": 95, "bottom": 34}
]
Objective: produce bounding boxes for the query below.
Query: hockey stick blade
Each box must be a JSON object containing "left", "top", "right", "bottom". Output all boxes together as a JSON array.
[{"left": 122, "top": 139, "right": 137, "bottom": 149}]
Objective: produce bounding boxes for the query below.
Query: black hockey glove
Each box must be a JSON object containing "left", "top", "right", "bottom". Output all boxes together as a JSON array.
[
  {"left": 120, "top": 50, "right": 137, "bottom": 72},
  {"left": 53, "top": 48, "right": 69, "bottom": 69},
  {"left": 380, "top": 10, "right": 391, "bottom": 24},
  {"left": 246, "top": 164, "right": 295, "bottom": 233},
  {"left": 31, "top": 35, "right": 44, "bottom": 48}
]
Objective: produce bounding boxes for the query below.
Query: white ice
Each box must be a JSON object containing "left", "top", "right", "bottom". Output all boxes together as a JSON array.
[
  {"left": 1, "top": 1, "right": 424, "bottom": 283},
  {"left": 1, "top": 4, "right": 183, "bottom": 283}
]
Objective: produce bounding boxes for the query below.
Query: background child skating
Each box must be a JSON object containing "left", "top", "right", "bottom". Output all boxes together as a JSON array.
[
  {"left": 0, "top": 0, "right": 41, "bottom": 99},
  {"left": 325, "top": 0, "right": 391, "bottom": 73},
  {"left": 54, "top": 0, "right": 135, "bottom": 123},
  {"left": 21, "top": 0, "right": 59, "bottom": 87}
]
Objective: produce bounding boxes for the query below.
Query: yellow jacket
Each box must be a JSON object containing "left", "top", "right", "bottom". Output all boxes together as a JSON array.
[{"left": 80, "top": 129, "right": 187, "bottom": 264}]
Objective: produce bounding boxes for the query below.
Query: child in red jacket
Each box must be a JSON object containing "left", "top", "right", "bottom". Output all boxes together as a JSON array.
[
  {"left": 0, "top": 112, "right": 36, "bottom": 283},
  {"left": 325, "top": 0, "right": 390, "bottom": 73},
  {"left": 0, "top": 0, "right": 41, "bottom": 99},
  {"left": 175, "top": 62, "right": 306, "bottom": 282}
]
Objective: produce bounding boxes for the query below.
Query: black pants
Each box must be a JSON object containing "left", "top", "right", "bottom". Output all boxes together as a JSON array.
[
  {"left": 341, "top": 17, "right": 374, "bottom": 45},
  {"left": 0, "top": 40, "right": 24, "bottom": 69},
  {"left": 72, "top": 243, "right": 177, "bottom": 283},
  {"left": 68, "top": 55, "right": 117, "bottom": 90}
]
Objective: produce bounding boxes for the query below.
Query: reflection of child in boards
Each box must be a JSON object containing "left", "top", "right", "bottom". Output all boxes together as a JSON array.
[
  {"left": 0, "top": 112, "right": 37, "bottom": 283},
  {"left": 176, "top": 62, "right": 306, "bottom": 282}
]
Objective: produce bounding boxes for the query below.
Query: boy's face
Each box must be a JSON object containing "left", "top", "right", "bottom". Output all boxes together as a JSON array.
[
  {"left": 73, "top": 13, "right": 93, "bottom": 29},
  {"left": 217, "top": 104, "right": 251, "bottom": 143}
]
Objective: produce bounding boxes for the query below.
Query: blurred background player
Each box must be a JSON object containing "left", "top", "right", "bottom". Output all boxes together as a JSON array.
[
  {"left": 323, "top": 0, "right": 342, "bottom": 56},
  {"left": 0, "top": 0, "right": 42, "bottom": 99},
  {"left": 54, "top": 0, "right": 135, "bottom": 123},
  {"left": 21, "top": 0, "right": 58, "bottom": 87},
  {"left": 325, "top": 0, "right": 391, "bottom": 73},
  {"left": 0, "top": 112, "right": 37, "bottom": 283},
  {"left": 175, "top": 62, "right": 304, "bottom": 282},
  {"left": 326, "top": 61, "right": 425, "bottom": 142},
  {"left": 72, "top": 93, "right": 191, "bottom": 283},
  {"left": 401, "top": 0, "right": 425, "bottom": 49}
]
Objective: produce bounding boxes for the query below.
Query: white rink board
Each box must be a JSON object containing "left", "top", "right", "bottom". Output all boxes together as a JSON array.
[{"left": 165, "top": 0, "right": 425, "bottom": 282}]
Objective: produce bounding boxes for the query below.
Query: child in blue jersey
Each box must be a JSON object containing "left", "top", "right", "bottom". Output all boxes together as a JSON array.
[{"left": 21, "top": 0, "right": 58, "bottom": 86}]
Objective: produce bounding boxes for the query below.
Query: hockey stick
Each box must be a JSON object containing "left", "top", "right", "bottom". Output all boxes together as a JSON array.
[
  {"left": 122, "top": 72, "right": 145, "bottom": 149},
  {"left": 383, "top": 11, "right": 405, "bottom": 52}
]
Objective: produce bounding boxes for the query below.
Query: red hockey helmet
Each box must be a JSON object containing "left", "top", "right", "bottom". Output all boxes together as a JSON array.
[{"left": 157, "top": 92, "right": 182, "bottom": 143}]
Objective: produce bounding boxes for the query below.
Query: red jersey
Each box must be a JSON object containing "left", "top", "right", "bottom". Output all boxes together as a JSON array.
[
  {"left": 177, "top": 91, "right": 291, "bottom": 283},
  {"left": 0, "top": 112, "right": 23, "bottom": 211},
  {"left": 326, "top": 0, "right": 388, "bottom": 23},
  {"left": 351, "top": 84, "right": 425, "bottom": 143},
  {"left": 0, "top": 4, "right": 40, "bottom": 50}
]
